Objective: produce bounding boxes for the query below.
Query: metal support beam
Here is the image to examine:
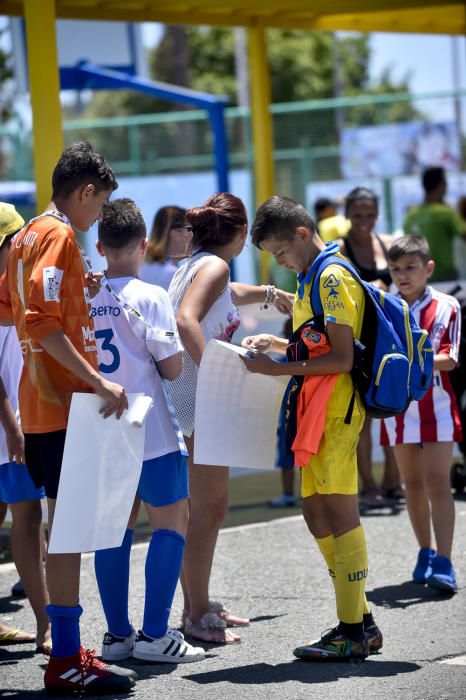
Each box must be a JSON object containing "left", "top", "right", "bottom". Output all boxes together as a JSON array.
[
  {"left": 75, "top": 61, "right": 230, "bottom": 197},
  {"left": 24, "top": 0, "right": 63, "bottom": 213},
  {"left": 247, "top": 27, "right": 275, "bottom": 282}
]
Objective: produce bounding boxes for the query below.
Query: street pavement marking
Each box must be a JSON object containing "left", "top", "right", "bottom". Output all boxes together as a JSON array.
[{"left": 439, "top": 655, "right": 466, "bottom": 665}]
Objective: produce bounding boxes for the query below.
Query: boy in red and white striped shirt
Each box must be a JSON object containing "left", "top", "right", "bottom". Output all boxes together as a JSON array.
[{"left": 382, "top": 235, "right": 460, "bottom": 592}]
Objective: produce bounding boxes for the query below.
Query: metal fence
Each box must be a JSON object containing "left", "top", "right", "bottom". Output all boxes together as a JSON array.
[{"left": 1, "top": 88, "right": 465, "bottom": 219}]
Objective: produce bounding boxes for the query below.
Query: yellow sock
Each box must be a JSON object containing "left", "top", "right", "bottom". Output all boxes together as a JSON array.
[
  {"left": 334, "top": 525, "right": 368, "bottom": 624},
  {"left": 316, "top": 533, "right": 370, "bottom": 615},
  {"left": 316, "top": 534, "right": 336, "bottom": 581}
]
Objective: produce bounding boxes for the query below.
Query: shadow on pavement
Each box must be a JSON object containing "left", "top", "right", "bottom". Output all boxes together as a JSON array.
[
  {"left": 359, "top": 503, "right": 405, "bottom": 518},
  {"left": 248, "top": 614, "right": 287, "bottom": 624},
  {"left": 367, "top": 580, "right": 455, "bottom": 609},
  {"left": 0, "top": 646, "right": 36, "bottom": 665},
  {"left": 0, "top": 595, "right": 25, "bottom": 614},
  {"left": 184, "top": 658, "right": 421, "bottom": 685}
]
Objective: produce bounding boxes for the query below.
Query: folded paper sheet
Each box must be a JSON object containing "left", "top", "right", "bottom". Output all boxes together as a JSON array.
[
  {"left": 194, "top": 340, "right": 290, "bottom": 470},
  {"left": 48, "top": 392, "right": 152, "bottom": 554}
]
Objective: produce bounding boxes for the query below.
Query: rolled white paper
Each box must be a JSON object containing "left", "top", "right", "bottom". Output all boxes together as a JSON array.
[{"left": 125, "top": 394, "right": 153, "bottom": 428}]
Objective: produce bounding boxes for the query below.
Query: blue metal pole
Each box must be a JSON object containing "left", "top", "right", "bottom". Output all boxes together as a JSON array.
[{"left": 208, "top": 104, "right": 230, "bottom": 193}]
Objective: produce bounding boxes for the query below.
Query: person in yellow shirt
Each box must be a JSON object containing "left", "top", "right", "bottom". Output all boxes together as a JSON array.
[
  {"left": 241, "top": 196, "right": 382, "bottom": 661},
  {"left": 314, "top": 197, "right": 350, "bottom": 243}
]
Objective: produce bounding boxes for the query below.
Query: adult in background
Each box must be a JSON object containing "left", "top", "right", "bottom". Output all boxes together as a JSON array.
[
  {"left": 167, "top": 192, "right": 293, "bottom": 644},
  {"left": 339, "top": 187, "right": 403, "bottom": 507},
  {"left": 139, "top": 205, "right": 191, "bottom": 289},
  {"left": 404, "top": 166, "right": 466, "bottom": 282}
]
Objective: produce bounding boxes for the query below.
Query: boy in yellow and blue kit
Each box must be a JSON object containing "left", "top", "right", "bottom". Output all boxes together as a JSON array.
[{"left": 241, "top": 196, "right": 382, "bottom": 660}]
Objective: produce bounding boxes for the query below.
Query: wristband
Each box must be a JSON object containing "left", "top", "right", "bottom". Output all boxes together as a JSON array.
[{"left": 260, "top": 284, "right": 278, "bottom": 310}]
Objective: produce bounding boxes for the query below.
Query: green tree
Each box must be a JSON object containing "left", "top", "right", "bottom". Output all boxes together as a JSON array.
[
  {"left": 74, "top": 26, "right": 422, "bottom": 179},
  {"left": 80, "top": 26, "right": 418, "bottom": 119}
]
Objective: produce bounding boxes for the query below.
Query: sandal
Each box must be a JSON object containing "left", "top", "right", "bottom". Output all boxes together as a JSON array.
[
  {"left": 185, "top": 613, "right": 241, "bottom": 644},
  {"left": 359, "top": 488, "right": 389, "bottom": 508},
  {"left": 36, "top": 640, "right": 52, "bottom": 656},
  {"left": 181, "top": 602, "right": 250, "bottom": 629},
  {"left": 0, "top": 625, "right": 35, "bottom": 645},
  {"left": 209, "top": 601, "right": 250, "bottom": 627},
  {"left": 381, "top": 485, "right": 405, "bottom": 500}
]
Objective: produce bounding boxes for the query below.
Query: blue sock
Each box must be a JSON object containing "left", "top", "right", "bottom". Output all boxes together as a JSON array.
[
  {"left": 46, "top": 604, "right": 82, "bottom": 658},
  {"left": 94, "top": 529, "right": 133, "bottom": 638},
  {"left": 143, "top": 529, "right": 185, "bottom": 639}
]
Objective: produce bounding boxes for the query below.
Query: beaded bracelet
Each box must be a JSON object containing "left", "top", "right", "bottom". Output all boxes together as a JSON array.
[{"left": 260, "top": 284, "right": 278, "bottom": 310}]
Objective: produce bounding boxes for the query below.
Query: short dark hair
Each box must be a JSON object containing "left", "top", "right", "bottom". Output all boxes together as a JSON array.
[
  {"left": 187, "top": 192, "right": 247, "bottom": 250},
  {"left": 314, "top": 197, "right": 336, "bottom": 218},
  {"left": 98, "top": 198, "right": 146, "bottom": 250},
  {"left": 422, "top": 166, "right": 445, "bottom": 193},
  {"left": 251, "top": 196, "right": 316, "bottom": 249},
  {"left": 52, "top": 141, "right": 118, "bottom": 199},
  {"left": 344, "top": 187, "right": 378, "bottom": 217},
  {"left": 388, "top": 235, "right": 431, "bottom": 264}
]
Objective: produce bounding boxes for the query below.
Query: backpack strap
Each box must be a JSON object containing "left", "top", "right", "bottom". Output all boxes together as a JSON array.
[
  {"left": 309, "top": 252, "right": 362, "bottom": 317},
  {"left": 308, "top": 250, "right": 363, "bottom": 426}
]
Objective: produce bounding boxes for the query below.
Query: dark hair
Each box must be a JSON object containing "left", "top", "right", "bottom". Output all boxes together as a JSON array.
[
  {"left": 422, "top": 166, "right": 445, "bottom": 193},
  {"left": 314, "top": 197, "right": 337, "bottom": 218},
  {"left": 458, "top": 195, "right": 466, "bottom": 221},
  {"left": 52, "top": 141, "right": 118, "bottom": 199},
  {"left": 187, "top": 193, "right": 247, "bottom": 250},
  {"left": 251, "top": 196, "right": 315, "bottom": 249},
  {"left": 145, "top": 205, "right": 187, "bottom": 263},
  {"left": 344, "top": 187, "right": 378, "bottom": 217},
  {"left": 388, "top": 235, "right": 431, "bottom": 264},
  {"left": 98, "top": 198, "right": 146, "bottom": 250}
]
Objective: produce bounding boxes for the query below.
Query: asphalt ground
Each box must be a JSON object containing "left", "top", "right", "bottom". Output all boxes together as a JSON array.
[{"left": 1, "top": 485, "right": 465, "bottom": 700}]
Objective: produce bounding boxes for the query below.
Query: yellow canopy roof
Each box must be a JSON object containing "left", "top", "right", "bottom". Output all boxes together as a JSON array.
[{"left": 3, "top": 1, "right": 466, "bottom": 35}]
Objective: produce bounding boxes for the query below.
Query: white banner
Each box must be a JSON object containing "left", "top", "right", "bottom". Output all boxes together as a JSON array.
[
  {"left": 48, "top": 392, "right": 152, "bottom": 554},
  {"left": 194, "top": 340, "right": 290, "bottom": 470}
]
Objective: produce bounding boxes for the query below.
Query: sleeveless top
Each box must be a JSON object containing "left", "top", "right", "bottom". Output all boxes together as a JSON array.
[
  {"left": 166, "top": 251, "right": 241, "bottom": 437},
  {"left": 342, "top": 235, "right": 392, "bottom": 287}
]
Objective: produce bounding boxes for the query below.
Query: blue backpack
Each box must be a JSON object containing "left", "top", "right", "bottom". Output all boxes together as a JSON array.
[{"left": 306, "top": 242, "right": 434, "bottom": 422}]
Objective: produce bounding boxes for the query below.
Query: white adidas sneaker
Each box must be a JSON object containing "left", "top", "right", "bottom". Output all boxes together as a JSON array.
[
  {"left": 132, "top": 628, "right": 205, "bottom": 663},
  {"left": 101, "top": 628, "right": 136, "bottom": 661}
]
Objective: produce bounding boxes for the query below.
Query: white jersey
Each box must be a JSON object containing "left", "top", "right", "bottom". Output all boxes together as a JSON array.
[
  {"left": 167, "top": 252, "right": 241, "bottom": 437},
  {"left": 91, "top": 277, "right": 183, "bottom": 460},
  {"left": 381, "top": 286, "right": 462, "bottom": 445},
  {"left": 0, "top": 326, "right": 22, "bottom": 465}
]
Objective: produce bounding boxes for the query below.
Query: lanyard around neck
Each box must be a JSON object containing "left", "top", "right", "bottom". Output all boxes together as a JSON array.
[{"left": 79, "top": 236, "right": 188, "bottom": 457}]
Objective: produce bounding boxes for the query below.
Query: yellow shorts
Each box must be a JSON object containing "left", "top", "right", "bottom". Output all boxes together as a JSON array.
[{"left": 301, "top": 415, "right": 365, "bottom": 498}]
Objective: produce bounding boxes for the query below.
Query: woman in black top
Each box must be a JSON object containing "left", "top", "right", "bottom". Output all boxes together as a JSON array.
[
  {"left": 339, "top": 187, "right": 393, "bottom": 290},
  {"left": 339, "top": 187, "right": 404, "bottom": 507}
]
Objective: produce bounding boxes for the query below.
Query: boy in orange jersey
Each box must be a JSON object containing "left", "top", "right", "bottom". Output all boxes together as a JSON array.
[{"left": 0, "top": 142, "right": 135, "bottom": 695}]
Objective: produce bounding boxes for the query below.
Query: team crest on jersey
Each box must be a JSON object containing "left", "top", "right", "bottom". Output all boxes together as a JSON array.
[
  {"left": 303, "top": 328, "right": 321, "bottom": 344},
  {"left": 431, "top": 322, "right": 445, "bottom": 341},
  {"left": 323, "top": 273, "right": 340, "bottom": 298},
  {"left": 43, "top": 266, "right": 64, "bottom": 302}
]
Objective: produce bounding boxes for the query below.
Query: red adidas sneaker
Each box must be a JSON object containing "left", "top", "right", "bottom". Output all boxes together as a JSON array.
[{"left": 44, "top": 646, "right": 135, "bottom": 695}]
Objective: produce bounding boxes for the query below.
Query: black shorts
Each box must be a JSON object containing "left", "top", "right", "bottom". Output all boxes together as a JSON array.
[{"left": 24, "top": 430, "right": 67, "bottom": 499}]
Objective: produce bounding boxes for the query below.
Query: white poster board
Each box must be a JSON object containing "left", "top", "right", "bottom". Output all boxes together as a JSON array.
[
  {"left": 48, "top": 392, "right": 152, "bottom": 554},
  {"left": 194, "top": 340, "right": 290, "bottom": 470}
]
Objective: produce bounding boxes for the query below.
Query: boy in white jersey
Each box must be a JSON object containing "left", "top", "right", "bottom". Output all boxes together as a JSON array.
[
  {"left": 382, "top": 235, "right": 460, "bottom": 592},
  {"left": 0, "top": 203, "right": 51, "bottom": 652},
  {"left": 92, "top": 198, "right": 205, "bottom": 663}
]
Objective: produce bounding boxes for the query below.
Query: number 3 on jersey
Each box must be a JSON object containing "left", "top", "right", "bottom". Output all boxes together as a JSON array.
[{"left": 95, "top": 328, "right": 120, "bottom": 373}]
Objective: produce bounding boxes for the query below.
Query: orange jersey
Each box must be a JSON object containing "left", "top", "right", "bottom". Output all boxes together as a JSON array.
[{"left": 0, "top": 213, "right": 98, "bottom": 433}]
